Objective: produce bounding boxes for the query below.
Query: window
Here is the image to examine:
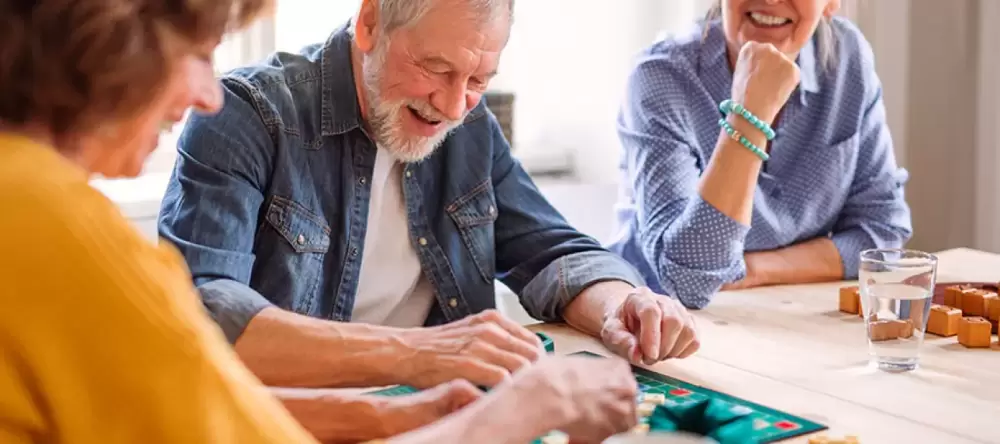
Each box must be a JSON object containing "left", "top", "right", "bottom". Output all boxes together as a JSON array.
[{"left": 142, "top": 16, "right": 277, "bottom": 175}]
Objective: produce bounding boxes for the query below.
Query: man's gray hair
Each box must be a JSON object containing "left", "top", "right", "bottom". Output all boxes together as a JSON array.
[{"left": 350, "top": 0, "right": 515, "bottom": 37}]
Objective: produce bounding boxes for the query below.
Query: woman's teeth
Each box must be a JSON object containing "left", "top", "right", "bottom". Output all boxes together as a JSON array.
[{"left": 749, "top": 12, "right": 791, "bottom": 26}]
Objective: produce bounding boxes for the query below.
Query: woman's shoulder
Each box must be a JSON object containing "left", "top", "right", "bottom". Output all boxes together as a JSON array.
[{"left": 827, "top": 16, "right": 879, "bottom": 78}]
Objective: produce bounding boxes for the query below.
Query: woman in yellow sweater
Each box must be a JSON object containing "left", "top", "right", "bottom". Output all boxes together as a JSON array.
[{"left": 0, "top": 0, "right": 642, "bottom": 443}]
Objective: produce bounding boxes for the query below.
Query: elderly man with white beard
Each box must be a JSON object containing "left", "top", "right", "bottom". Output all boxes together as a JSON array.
[{"left": 158, "top": 0, "right": 699, "bottom": 441}]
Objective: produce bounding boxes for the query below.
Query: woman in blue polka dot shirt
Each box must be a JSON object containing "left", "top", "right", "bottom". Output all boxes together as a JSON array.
[{"left": 607, "top": 0, "right": 913, "bottom": 309}]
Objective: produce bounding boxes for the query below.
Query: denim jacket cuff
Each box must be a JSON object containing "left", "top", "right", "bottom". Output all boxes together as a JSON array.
[
  {"left": 518, "top": 250, "right": 646, "bottom": 323},
  {"left": 197, "top": 279, "right": 275, "bottom": 344}
]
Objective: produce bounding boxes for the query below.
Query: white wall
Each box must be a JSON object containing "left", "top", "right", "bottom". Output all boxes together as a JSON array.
[
  {"left": 975, "top": 0, "right": 1000, "bottom": 252},
  {"left": 856, "top": 0, "right": 999, "bottom": 254},
  {"left": 507, "top": 0, "right": 709, "bottom": 182},
  {"left": 852, "top": 0, "right": 910, "bottom": 166}
]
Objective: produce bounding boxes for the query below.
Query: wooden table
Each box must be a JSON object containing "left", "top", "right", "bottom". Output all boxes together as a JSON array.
[{"left": 531, "top": 248, "right": 1000, "bottom": 444}]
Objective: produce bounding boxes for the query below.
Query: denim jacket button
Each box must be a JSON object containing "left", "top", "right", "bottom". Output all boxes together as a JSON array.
[
  {"left": 448, "top": 298, "right": 458, "bottom": 308},
  {"left": 487, "top": 205, "right": 495, "bottom": 215},
  {"left": 296, "top": 234, "right": 305, "bottom": 245},
  {"left": 405, "top": 170, "right": 412, "bottom": 178},
  {"left": 418, "top": 237, "right": 428, "bottom": 246}
]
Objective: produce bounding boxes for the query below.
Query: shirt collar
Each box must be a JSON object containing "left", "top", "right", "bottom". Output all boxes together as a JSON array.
[{"left": 320, "top": 22, "right": 364, "bottom": 136}]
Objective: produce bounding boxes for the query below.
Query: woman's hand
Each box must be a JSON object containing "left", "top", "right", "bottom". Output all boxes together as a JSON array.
[{"left": 730, "top": 41, "right": 801, "bottom": 125}]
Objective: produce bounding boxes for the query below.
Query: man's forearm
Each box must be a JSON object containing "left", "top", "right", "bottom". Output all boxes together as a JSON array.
[
  {"left": 748, "top": 237, "right": 844, "bottom": 287},
  {"left": 273, "top": 388, "right": 392, "bottom": 443},
  {"left": 562, "top": 280, "right": 634, "bottom": 338},
  {"left": 235, "top": 307, "right": 403, "bottom": 388}
]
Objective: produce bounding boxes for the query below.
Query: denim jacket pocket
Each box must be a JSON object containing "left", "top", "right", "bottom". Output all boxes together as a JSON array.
[
  {"left": 265, "top": 196, "right": 332, "bottom": 253},
  {"left": 447, "top": 181, "right": 498, "bottom": 284},
  {"left": 261, "top": 196, "right": 331, "bottom": 315}
]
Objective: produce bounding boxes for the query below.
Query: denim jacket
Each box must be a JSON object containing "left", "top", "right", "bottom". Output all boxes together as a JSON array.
[{"left": 158, "top": 23, "right": 645, "bottom": 343}]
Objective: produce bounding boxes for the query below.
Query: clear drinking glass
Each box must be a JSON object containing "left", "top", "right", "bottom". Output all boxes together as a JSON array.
[{"left": 859, "top": 249, "right": 938, "bottom": 372}]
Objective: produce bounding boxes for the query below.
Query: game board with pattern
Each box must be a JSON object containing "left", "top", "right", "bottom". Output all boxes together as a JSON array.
[
  {"left": 369, "top": 350, "right": 826, "bottom": 443},
  {"left": 611, "top": 349, "right": 826, "bottom": 443}
]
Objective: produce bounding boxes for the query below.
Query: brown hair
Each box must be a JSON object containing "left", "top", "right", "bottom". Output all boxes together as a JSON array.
[
  {"left": 703, "top": 1, "right": 838, "bottom": 72},
  {"left": 0, "top": 0, "right": 271, "bottom": 138}
]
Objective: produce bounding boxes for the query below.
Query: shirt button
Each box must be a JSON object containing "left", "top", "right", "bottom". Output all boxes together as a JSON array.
[
  {"left": 296, "top": 234, "right": 305, "bottom": 245},
  {"left": 418, "top": 237, "right": 428, "bottom": 246},
  {"left": 405, "top": 170, "right": 412, "bottom": 178},
  {"left": 448, "top": 298, "right": 458, "bottom": 308}
]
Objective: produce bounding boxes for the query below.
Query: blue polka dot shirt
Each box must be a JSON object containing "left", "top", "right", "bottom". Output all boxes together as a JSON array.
[{"left": 607, "top": 17, "right": 913, "bottom": 309}]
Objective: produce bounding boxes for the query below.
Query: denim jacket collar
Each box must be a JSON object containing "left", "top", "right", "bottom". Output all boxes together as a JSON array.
[{"left": 321, "top": 22, "right": 364, "bottom": 136}]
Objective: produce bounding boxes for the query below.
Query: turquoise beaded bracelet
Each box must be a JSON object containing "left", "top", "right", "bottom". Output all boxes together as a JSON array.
[
  {"left": 719, "top": 99, "right": 775, "bottom": 141},
  {"left": 718, "top": 118, "right": 769, "bottom": 161}
]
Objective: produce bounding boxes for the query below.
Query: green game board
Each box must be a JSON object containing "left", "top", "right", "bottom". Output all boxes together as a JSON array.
[{"left": 368, "top": 343, "right": 826, "bottom": 443}]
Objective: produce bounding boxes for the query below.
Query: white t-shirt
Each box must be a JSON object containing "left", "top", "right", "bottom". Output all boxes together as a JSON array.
[{"left": 350, "top": 147, "right": 436, "bottom": 327}]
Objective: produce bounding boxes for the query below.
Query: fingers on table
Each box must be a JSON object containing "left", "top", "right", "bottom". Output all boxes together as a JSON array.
[
  {"left": 632, "top": 294, "right": 664, "bottom": 359},
  {"left": 601, "top": 317, "right": 641, "bottom": 363},
  {"left": 660, "top": 299, "right": 700, "bottom": 359},
  {"left": 470, "top": 310, "right": 544, "bottom": 359}
]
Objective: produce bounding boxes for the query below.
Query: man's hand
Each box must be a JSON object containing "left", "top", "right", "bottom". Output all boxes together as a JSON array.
[
  {"left": 373, "top": 380, "right": 483, "bottom": 438},
  {"left": 379, "top": 355, "right": 637, "bottom": 444},
  {"left": 508, "top": 355, "right": 639, "bottom": 443},
  {"left": 600, "top": 287, "right": 699, "bottom": 365},
  {"left": 390, "top": 310, "right": 544, "bottom": 389}
]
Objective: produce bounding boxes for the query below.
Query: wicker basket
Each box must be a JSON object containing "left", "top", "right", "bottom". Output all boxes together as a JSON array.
[{"left": 483, "top": 90, "right": 515, "bottom": 150}]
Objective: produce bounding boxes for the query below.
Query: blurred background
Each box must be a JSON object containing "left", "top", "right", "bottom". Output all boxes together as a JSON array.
[{"left": 104, "top": 0, "right": 1000, "bottom": 261}]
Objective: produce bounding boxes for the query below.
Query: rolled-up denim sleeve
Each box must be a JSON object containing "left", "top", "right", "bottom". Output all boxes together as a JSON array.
[
  {"left": 484, "top": 115, "right": 645, "bottom": 322},
  {"left": 830, "top": 78, "right": 912, "bottom": 278},
  {"left": 618, "top": 58, "right": 749, "bottom": 309},
  {"left": 158, "top": 77, "right": 277, "bottom": 343}
]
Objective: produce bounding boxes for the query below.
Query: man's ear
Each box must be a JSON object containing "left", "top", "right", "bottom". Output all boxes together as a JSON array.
[
  {"left": 823, "top": 0, "right": 842, "bottom": 18},
  {"left": 353, "top": 0, "right": 379, "bottom": 53}
]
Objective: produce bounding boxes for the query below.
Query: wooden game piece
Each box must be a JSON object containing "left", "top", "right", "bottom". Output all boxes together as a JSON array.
[
  {"left": 868, "top": 320, "right": 900, "bottom": 341},
  {"left": 641, "top": 393, "right": 666, "bottom": 405},
  {"left": 957, "top": 317, "right": 992, "bottom": 348},
  {"left": 987, "top": 296, "right": 1000, "bottom": 334},
  {"left": 630, "top": 423, "right": 650, "bottom": 434},
  {"left": 541, "top": 432, "right": 569, "bottom": 444},
  {"left": 839, "top": 286, "right": 860, "bottom": 314},
  {"left": 809, "top": 435, "right": 859, "bottom": 444},
  {"left": 888, "top": 319, "right": 914, "bottom": 339},
  {"left": 944, "top": 285, "right": 969, "bottom": 310},
  {"left": 927, "top": 305, "right": 962, "bottom": 337},
  {"left": 636, "top": 402, "right": 656, "bottom": 417},
  {"left": 960, "top": 289, "right": 995, "bottom": 317}
]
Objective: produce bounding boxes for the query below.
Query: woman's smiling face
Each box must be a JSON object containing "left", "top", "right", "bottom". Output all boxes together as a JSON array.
[{"left": 721, "top": 0, "right": 840, "bottom": 60}]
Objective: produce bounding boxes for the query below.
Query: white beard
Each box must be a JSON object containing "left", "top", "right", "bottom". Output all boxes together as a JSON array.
[{"left": 361, "top": 39, "right": 464, "bottom": 163}]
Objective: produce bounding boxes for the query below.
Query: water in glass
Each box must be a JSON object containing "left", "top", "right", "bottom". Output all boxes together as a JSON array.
[{"left": 859, "top": 249, "right": 937, "bottom": 372}]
